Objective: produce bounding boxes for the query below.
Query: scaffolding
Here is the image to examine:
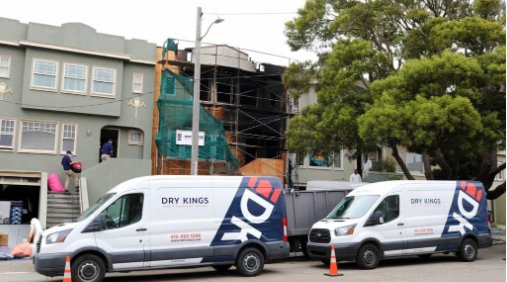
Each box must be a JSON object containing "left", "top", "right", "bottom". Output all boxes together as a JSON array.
[{"left": 154, "top": 40, "right": 288, "bottom": 180}]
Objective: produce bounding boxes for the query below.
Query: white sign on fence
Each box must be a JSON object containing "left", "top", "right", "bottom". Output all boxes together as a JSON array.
[{"left": 175, "top": 130, "right": 205, "bottom": 146}]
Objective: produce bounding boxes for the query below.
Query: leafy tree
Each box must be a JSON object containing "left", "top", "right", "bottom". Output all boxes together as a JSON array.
[{"left": 284, "top": 0, "right": 505, "bottom": 198}]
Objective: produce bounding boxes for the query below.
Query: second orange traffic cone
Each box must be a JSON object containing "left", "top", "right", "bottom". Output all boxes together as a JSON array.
[
  {"left": 324, "top": 245, "right": 343, "bottom": 277},
  {"left": 63, "top": 256, "right": 72, "bottom": 282}
]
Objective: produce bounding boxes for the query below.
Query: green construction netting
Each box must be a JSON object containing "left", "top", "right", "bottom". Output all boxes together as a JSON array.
[
  {"left": 155, "top": 66, "right": 239, "bottom": 172},
  {"left": 162, "top": 38, "right": 179, "bottom": 59}
]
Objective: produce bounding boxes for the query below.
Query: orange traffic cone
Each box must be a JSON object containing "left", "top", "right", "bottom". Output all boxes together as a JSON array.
[
  {"left": 63, "top": 256, "right": 72, "bottom": 282},
  {"left": 324, "top": 245, "right": 343, "bottom": 277}
]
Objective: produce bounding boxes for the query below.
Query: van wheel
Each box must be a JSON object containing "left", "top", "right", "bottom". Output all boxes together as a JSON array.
[
  {"left": 301, "top": 240, "right": 310, "bottom": 258},
  {"left": 356, "top": 244, "right": 380, "bottom": 269},
  {"left": 72, "top": 254, "right": 106, "bottom": 282},
  {"left": 235, "top": 248, "right": 264, "bottom": 277},
  {"left": 458, "top": 238, "right": 478, "bottom": 262},
  {"left": 212, "top": 264, "right": 232, "bottom": 272}
]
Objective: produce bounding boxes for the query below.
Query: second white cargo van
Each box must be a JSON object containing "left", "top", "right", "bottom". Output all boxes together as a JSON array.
[
  {"left": 34, "top": 175, "right": 289, "bottom": 282},
  {"left": 307, "top": 180, "right": 492, "bottom": 269}
]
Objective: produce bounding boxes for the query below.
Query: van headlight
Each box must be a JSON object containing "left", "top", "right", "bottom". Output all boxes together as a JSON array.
[
  {"left": 46, "top": 229, "right": 72, "bottom": 244},
  {"left": 334, "top": 224, "right": 356, "bottom": 236}
]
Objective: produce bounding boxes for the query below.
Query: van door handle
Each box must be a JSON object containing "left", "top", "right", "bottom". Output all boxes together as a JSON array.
[
  {"left": 136, "top": 228, "right": 147, "bottom": 232},
  {"left": 397, "top": 223, "right": 404, "bottom": 226}
]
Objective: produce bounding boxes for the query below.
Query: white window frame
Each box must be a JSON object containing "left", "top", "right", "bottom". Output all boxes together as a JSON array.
[
  {"left": 31, "top": 58, "right": 59, "bottom": 91},
  {"left": 400, "top": 152, "right": 424, "bottom": 175},
  {"left": 495, "top": 161, "right": 505, "bottom": 181},
  {"left": 128, "top": 130, "right": 144, "bottom": 146},
  {"left": 91, "top": 66, "right": 116, "bottom": 97},
  {"left": 60, "top": 123, "right": 78, "bottom": 154},
  {"left": 304, "top": 150, "right": 343, "bottom": 170},
  {"left": 0, "top": 118, "right": 16, "bottom": 150},
  {"left": 0, "top": 56, "right": 11, "bottom": 78},
  {"left": 61, "top": 63, "right": 87, "bottom": 95},
  {"left": 18, "top": 120, "right": 58, "bottom": 153},
  {"left": 132, "top": 73, "right": 143, "bottom": 94}
]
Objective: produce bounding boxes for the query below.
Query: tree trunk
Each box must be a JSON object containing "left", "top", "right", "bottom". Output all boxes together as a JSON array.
[
  {"left": 487, "top": 181, "right": 506, "bottom": 200},
  {"left": 433, "top": 148, "right": 453, "bottom": 179},
  {"left": 422, "top": 153, "right": 433, "bottom": 180},
  {"left": 479, "top": 155, "right": 505, "bottom": 199},
  {"left": 390, "top": 143, "right": 415, "bottom": 180},
  {"left": 478, "top": 150, "right": 500, "bottom": 190}
]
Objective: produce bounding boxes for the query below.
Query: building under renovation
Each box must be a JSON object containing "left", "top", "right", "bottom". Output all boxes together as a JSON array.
[{"left": 152, "top": 41, "right": 289, "bottom": 180}]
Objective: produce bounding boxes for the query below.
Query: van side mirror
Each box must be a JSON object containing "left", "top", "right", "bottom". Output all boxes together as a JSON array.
[
  {"left": 82, "top": 214, "right": 106, "bottom": 233},
  {"left": 365, "top": 210, "right": 385, "bottom": 226}
]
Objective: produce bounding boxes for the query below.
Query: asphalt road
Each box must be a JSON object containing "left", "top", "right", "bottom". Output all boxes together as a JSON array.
[{"left": 1, "top": 241, "right": 505, "bottom": 282}]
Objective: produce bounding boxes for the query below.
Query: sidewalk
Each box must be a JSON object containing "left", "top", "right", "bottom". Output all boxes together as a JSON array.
[
  {"left": 491, "top": 227, "right": 506, "bottom": 245},
  {"left": 0, "top": 257, "right": 33, "bottom": 273}
]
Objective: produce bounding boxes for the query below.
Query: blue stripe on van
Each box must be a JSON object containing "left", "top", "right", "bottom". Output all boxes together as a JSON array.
[
  {"left": 203, "top": 177, "right": 285, "bottom": 262},
  {"left": 438, "top": 181, "right": 489, "bottom": 251}
]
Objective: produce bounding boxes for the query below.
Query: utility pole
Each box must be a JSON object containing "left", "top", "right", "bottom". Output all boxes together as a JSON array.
[
  {"left": 190, "top": 7, "right": 223, "bottom": 175},
  {"left": 190, "top": 6, "right": 203, "bottom": 175}
]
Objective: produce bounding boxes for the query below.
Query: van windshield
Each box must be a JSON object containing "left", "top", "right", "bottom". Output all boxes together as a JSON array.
[
  {"left": 77, "top": 193, "right": 116, "bottom": 222},
  {"left": 327, "top": 195, "right": 379, "bottom": 219}
]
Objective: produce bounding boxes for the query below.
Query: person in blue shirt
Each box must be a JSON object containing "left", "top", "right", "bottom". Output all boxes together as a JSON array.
[
  {"left": 101, "top": 139, "right": 114, "bottom": 161},
  {"left": 61, "top": 150, "right": 79, "bottom": 192}
]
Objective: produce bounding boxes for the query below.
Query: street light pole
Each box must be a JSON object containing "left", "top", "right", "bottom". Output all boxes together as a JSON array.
[
  {"left": 191, "top": 6, "right": 203, "bottom": 175},
  {"left": 190, "top": 7, "right": 224, "bottom": 175}
]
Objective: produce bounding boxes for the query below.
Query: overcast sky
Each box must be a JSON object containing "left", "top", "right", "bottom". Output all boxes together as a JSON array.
[{"left": 4, "top": 0, "right": 316, "bottom": 65}]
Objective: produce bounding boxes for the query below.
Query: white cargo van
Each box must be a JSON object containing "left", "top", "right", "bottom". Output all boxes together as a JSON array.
[
  {"left": 307, "top": 180, "right": 492, "bottom": 269},
  {"left": 34, "top": 175, "right": 289, "bottom": 282}
]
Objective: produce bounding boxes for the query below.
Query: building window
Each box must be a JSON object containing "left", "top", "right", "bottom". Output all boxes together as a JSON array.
[
  {"left": 132, "top": 73, "right": 143, "bottom": 94},
  {"left": 405, "top": 152, "right": 423, "bottom": 174},
  {"left": 61, "top": 124, "right": 77, "bottom": 153},
  {"left": 495, "top": 161, "right": 505, "bottom": 181},
  {"left": 0, "top": 56, "right": 11, "bottom": 78},
  {"left": 32, "top": 59, "right": 58, "bottom": 90},
  {"left": 0, "top": 119, "right": 15, "bottom": 149},
  {"left": 92, "top": 67, "right": 115, "bottom": 96},
  {"left": 62, "top": 63, "right": 87, "bottom": 94},
  {"left": 309, "top": 150, "right": 342, "bottom": 169},
  {"left": 128, "top": 130, "right": 144, "bottom": 145},
  {"left": 20, "top": 121, "right": 57, "bottom": 153},
  {"left": 289, "top": 96, "right": 299, "bottom": 113}
]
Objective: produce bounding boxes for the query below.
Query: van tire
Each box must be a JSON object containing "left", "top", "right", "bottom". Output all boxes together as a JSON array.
[
  {"left": 212, "top": 264, "right": 232, "bottom": 272},
  {"left": 72, "top": 254, "right": 106, "bottom": 282},
  {"left": 301, "top": 240, "right": 310, "bottom": 258},
  {"left": 458, "top": 238, "right": 478, "bottom": 262},
  {"left": 235, "top": 248, "right": 264, "bottom": 277},
  {"left": 356, "top": 244, "right": 380, "bottom": 269}
]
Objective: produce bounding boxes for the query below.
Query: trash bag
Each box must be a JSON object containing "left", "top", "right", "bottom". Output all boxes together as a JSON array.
[
  {"left": 0, "top": 246, "right": 12, "bottom": 260},
  {"left": 71, "top": 162, "right": 82, "bottom": 173},
  {"left": 10, "top": 242, "right": 32, "bottom": 258},
  {"left": 48, "top": 173, "right": 64, "bottom": 192}
]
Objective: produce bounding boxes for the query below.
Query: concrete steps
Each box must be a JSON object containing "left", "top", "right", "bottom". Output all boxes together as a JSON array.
[{"left": 46, "top": 192, "right": 81, "bottom": 228}]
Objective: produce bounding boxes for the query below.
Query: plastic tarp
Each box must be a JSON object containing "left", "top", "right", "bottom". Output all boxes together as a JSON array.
[{"left": 156, "top": 65, "right": 238, "bottom": 173}]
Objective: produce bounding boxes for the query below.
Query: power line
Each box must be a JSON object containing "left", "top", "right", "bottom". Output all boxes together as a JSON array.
[
  {"left": 206, "top": 12, "right": 298, "bottom": 16},
  {"left": 167, "top": 38, "right": 296, "bottom": 61}
]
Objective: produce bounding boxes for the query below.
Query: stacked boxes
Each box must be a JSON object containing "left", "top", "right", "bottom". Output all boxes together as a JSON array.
[
  {"left": 0, "top": 232, "right": 7, "bottom": 246},
  {"left": 9, "top": 203, "right": 23, "bottom": 224}
]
